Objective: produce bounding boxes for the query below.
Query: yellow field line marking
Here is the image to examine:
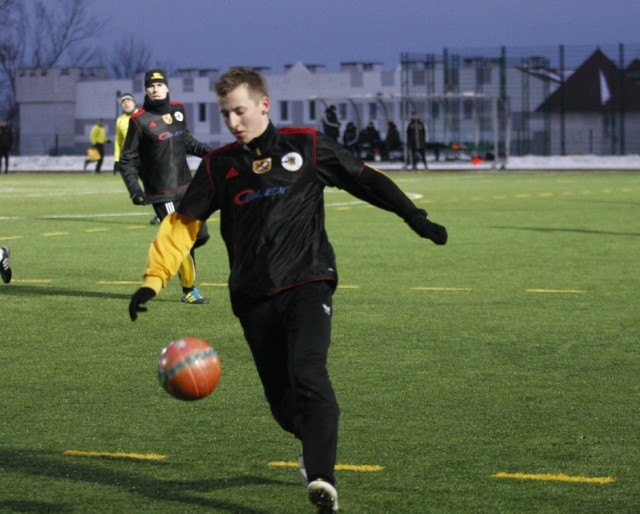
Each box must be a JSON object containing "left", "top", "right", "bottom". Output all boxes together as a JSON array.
[
  {"left": 268, "top": 461, "right": 383, "bottom": 473},
  {"left": 199, "top": 283, "right": 361, "bottom": 289},
  {"left": 12, "top": 279, "right": 53, "bottom": 283},
  {"left": 42, "top": 232, "right": 69, "bottom": 237},
  {"left": 335, "top": 207, "right": 352, "bottom": 211},
  {"left": 492, "top": 472, "right": 614, "bottom": 484},
  {"left": 412, "top": 287, "right": 472, "bottom": 292},
  {"left": 64, "top": 450, "right": 168, "bottom": 461},
  {"left": 0, "top": 236, "right": 24, "bottom": 241},
  {"left": 84, "top": 228, "right": 109, "bottom": 233},
  {"left": 97, "top": 280, "right": 140, "bottom": 285},
  {"left": 527, "top": 289, "right": 587, "bottom": 294}
]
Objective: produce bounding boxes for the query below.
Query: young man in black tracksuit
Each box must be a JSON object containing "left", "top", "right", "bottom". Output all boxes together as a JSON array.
[
  {"left": 119, "top": 69, "right": 211, "bottom": 304},
  {"left": 129, "top": 67, "right": 448, "bottom": 513}
]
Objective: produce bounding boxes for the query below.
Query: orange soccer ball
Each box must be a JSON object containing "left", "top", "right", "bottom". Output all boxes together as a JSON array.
[{"left": 157, "top": 338, "right": 222, "bottom": 401}]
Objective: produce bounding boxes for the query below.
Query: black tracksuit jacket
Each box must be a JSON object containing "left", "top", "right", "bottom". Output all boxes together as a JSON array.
[
  {"left": 178, "top": 122, "right": 424, "bottom": 305},
  {"left": 119, "top": 96, "right": 209, "bottom": 204}
]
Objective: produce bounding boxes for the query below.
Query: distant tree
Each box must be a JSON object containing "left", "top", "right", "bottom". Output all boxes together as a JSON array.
[
  {"left": 0, "top": 0, "right": 104, "bottom": 122},
  {"left": 107, "top": 36, "right": 153, "bottom": 79}
]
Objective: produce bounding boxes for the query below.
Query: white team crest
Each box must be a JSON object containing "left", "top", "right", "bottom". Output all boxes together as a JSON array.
[
  {"left": 281, "top": 152, "right": 303, "bottom": 172},
  {"left": 174, "top": 111, "right": 184, "bottom": 122}
]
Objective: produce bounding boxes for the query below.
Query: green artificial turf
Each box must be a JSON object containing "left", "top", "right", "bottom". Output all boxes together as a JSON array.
[{"left": 0, "top": 170, "right": 638, "bottom": 513}]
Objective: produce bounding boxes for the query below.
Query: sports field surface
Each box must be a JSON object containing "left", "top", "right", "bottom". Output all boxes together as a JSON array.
[{"left": 1, "top": 170, "right": 638, "bottom": 513}]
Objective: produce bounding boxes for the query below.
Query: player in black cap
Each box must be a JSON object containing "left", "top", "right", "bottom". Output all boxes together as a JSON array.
[{"left": 119, "top": 69, "right": 211, "bottom": 304}]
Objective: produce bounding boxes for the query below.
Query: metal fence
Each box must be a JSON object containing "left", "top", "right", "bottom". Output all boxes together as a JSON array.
[{"left": 401, "top": 44, "right": 640, "bottom": 156}]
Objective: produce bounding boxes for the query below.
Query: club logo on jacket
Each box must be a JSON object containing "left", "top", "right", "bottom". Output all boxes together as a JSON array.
[
  {"left": 252, "top": 158, "right": 272, "bottom": 174},
  {"left": 174, "top": 111, "right": 184, "bottom": 122},
  {"left": 162, "top": 114, "right": 173, "bottom": 124},
  {"left": 281, "top": 152, "right": 303, "bottom": 172}
]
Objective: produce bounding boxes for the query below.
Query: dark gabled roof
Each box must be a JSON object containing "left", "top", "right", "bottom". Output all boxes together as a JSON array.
[
  {"left": 536, "top": 49, "right": 640, "bottom": 113},
  {"left": 626, "top": 59, "right": 640, "bottom": 84}
]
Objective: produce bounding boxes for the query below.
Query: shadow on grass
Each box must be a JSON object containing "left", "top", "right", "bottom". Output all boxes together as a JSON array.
[
  {"left": 10, "top": 215, "right": 156, "bottom": 227},
  {"left": 0, "top": 499, "right": 70, "bottom": 513},
  {"left": 0, "top": 448, "right": 289, "bottom": 513},
  {"left": 0, "top": 284, "right": 132, "bottom": 301},
  {"left": 493, "top": 225, "right": 640, "bottom": 237}
]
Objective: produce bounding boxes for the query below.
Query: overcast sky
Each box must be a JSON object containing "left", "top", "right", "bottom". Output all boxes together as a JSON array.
[{"left": 89, "top": 0, "right": 638, "bottom": 71}]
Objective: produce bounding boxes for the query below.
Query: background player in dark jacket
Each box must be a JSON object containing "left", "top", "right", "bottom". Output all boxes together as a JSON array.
[
  {"left": 406, "top": 112, "right": 428, "bottom": 170},
  {"left": 0, "top": 120, "right": 13, "bottom": 174},
  {"left": 129, "top": 67, "right": 447, "bottom": 513},
  {"left": 120, "top": 69, "right": 211, "bottom": 304},
  {"left": 321, "top": 105, "right": 341, "bottom": 141}
]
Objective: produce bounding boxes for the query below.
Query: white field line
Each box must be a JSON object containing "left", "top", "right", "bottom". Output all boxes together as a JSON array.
[
  {"left": 0, "top": 188, "right": 125, "bottom": 198},
  {"left": 0, "top": 193, "right": 424, "bottom": 220}
]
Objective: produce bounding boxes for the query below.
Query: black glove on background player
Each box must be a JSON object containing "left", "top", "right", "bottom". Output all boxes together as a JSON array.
[
  {"left": 129, "top": 287, "right": 156, "bottom": 321},
  {"left": 407, "top": 209, "right": 448, "bottom": 245},
  {"left": 131, "top": 189, "right": 147, "bottom": 205}
]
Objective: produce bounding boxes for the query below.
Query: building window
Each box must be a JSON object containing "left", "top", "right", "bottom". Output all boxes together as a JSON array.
[
  {"left": 412, "top": 70, "right": 426, "bottom": 86},
  {"left": 338, "top": 103, "right": 347, "bottom": 120},
  {"left": 279, "top": 101, "right": 289, "bottom": 121},
  {"left": 464, "top": 99, "right": 474, "bottom": 120},
  {"left": 477, "top": 66, "right": 492, "bottom": 86},
  {"left": 430, "top": 102, "right": 440, "bottom": 120},
  {"left": 368, "top": 102, "right": 377, "bottom": 121},
  {"left": 309, "top": 100, "right": 316, "bottom": 121},
  {"left": 198, "top": 103, "right": 207, "bottom": 123},
  {"left": 381, "top": 70, "right": 395, "bottom": 87},
  {"left": 183, "top": 77, "right": 194, "bottom": 92}
]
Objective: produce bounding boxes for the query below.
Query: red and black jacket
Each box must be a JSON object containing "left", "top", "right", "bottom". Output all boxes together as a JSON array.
[
  {"left": 179, "top": 122, "right": 424, "bottom": 304},
  {"left": 120, "top": 96, "right": 209, "bottom": 204}
]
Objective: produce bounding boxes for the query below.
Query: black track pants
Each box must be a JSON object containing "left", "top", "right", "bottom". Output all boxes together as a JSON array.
[{"left": 236, "top": 281, "right": 340, "bottom": 484}]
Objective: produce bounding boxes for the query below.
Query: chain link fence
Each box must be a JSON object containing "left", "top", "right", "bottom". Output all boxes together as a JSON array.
[{"left": 401, "top": 44, "right": 640, "bottom": 156}]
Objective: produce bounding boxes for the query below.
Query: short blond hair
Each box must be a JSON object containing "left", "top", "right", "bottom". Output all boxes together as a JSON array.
[{"left": 215, "top": 67, "right": 269, "bottom": 100}]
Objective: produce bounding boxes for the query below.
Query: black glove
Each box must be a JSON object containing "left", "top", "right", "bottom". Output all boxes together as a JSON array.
[
  {"left": 129, "top": 287, "right": 156, "bottom": 321},
  {"left": 131, "top": 190, "right": 147, "bottom": 205},
  {"left": 407, "top": 209, "right": 448, "bottom": 245}
]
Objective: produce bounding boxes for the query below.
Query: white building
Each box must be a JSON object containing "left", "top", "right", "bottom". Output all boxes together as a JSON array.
[{"left": 15, "top": 57, "right": 580, "bottom": 160}]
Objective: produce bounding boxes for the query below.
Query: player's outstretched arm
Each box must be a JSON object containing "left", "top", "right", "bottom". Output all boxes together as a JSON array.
[
  {"left": 336, "top": 164, "right": 448, "bottom": 245},
  {"left": 129, "top": 287, "right": 156, "bottom": 321}
]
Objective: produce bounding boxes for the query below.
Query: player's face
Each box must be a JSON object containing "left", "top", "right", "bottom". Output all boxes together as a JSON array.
[
  {"left": 120, "top": 98, "right": 136, "bottom": 115},
  {"left": 146, "top": 82, "right": 168, "bottom": 101},
  {"left": 219, "top": 84, "right": 270, "bottom": 144}
]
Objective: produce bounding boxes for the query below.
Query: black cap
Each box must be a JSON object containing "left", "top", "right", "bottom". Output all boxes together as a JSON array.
[{"left": 144, "top": 69, "right": 168, "bottom": 88}]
